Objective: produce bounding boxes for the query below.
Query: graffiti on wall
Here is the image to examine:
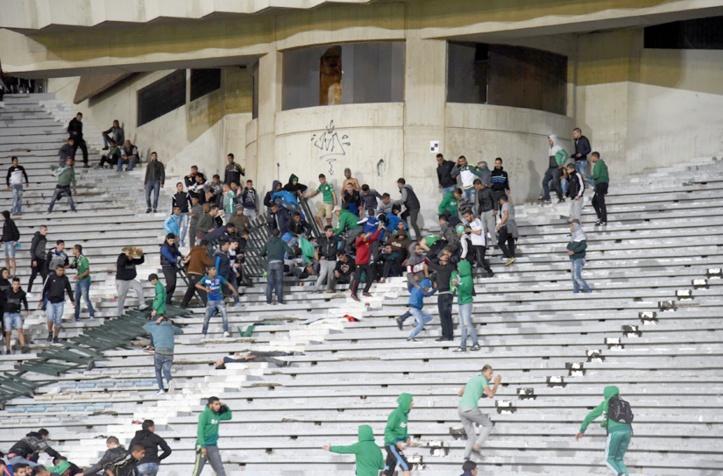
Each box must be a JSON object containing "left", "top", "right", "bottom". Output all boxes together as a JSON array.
[{"left": 311, "top": 120, "right": 351, "bottom": 175}]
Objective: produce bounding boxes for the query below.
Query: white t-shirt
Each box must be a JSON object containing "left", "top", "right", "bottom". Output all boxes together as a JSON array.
[{"left": 468, "top": 218, "right": 487, "bottom": 246}]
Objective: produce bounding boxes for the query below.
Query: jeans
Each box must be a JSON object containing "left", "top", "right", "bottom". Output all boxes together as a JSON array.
[
  {"left": 153, "top": 353, "right": 173, "bottom": 390},
  {"left": 401, "top": 208, "right": 421, "bottom": 242},
  {"left": 46, "top": 302, "right": 64, "bottom": 328},
  {"left": 3, "top": 312, "right": 23, "bottom": 330},
  {"left": 192, "top": 445, "right": 226, "bottom": 476},
  {"left": 182, "top": 274, "right": 207, "bottom": 307},
  {"left": 458, "top": 302, "right": 478, "bottom": 350},
  {"left": 571, "top": 259, "right": 591, "bottom": 293},
  {"left": 575, "top": 159, "right": 588, "bottom": 177},
  {"left": 315, "top": 259, "right": 336, "bottom": 291},
  {"left": 116, "top": 279, "right": 146, "bottom": 315},
  {"left": 178, "top": 212, "right": 189, "bottom": 246},
  {"left": 146, "top": 180, "right": 161, "bottom": 210},
  {"left": 542, "top": 167, "right": 563, "bottom": 201},
  {"left": 203, "top": 300, "right": 228, "bottom": 335},
  {"left": 7, "top": 456, "right": 39, "bottom": 468},
  {"left": 266, "top": 261, "right": 284, "bottom": 304},
  {"left": 437, "top": 293, "right": 454, "bottom": 340},
  {"left": 117, "top": 156, "right": 138, "bottom": 171},
  {"left": 11, "top": 184, "right": 23, "bottom": 214},
  {"left": 408, "top": 307, "right": 432, "bottom": 340},
  {"left": 137, "top": 462, "right": 160, "bottom": 476},
  {"left": 74, "top": 279, "right": 95, "bottom": 320},
  {"left": 458, "top": 406, "right": 494, "bottom": 459},
  {"left": 48, "top": 186, "right": 76, "bottom": 212},
  {"left": 497, "top": 226, "right": 516, "bottom": 258},
  {"left": 549, "top": 178, "right": 569, "bottom": 196},
  {"left": 4, "top": 241, "right": 16, "bottom": 258},
  {"left": 442, "top": 185, "right": 456, "bottom": 195},
  {"left": 593, "top": 182, "right": 608, "bottom": 222}
]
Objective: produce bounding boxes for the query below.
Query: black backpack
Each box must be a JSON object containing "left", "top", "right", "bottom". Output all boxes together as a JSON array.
[{"left": 607, "top": 396, "right": 634, "bottom": 424}]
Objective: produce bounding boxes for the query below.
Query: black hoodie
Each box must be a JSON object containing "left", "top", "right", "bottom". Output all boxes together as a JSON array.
[
  {"left": 129, "top": 429, "right": 172, "bottom": 464},
  {"left": 30, "top": 231, "right": 47, "bottom": 262},
  {"left": 116, "top": 253, "right": 145, "bottom": 281},
  {"left": 1, "top": 212, "right": 20, "bottom": 242},
  {"left": 82, "top": 445, "right": 127, "bottom": 476}
]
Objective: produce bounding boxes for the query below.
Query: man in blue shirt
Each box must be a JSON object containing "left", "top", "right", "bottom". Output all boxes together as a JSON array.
[
  {"left": 195, "top": 267, "right": 238, "bottom": 338},
  {"left": 143, "top": 316, "right": 184, "bottom": 395}
]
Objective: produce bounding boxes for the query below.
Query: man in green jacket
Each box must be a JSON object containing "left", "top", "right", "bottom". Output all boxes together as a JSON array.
[
  {"left": 383, "top": 393, "right": 413, "bottom": 476},
  {"left": 148, "top": 274, "right": 167, "bottom": 317},
  {"left": 333, "top": 208, "right": 360, "bottom": 236},
  {"left": 192, "top": 396, "right": 232, "bottom": 476},
  {"left": 438, "top": 188, "right": 462, "bottom": 217},
  {"left": 576, "top": 386, "right": 632, "bottom": 476},
  {"left": 322, "top": 424, "right": 384, "bottom": 476},
  {"left": 48, "top": 157, "right": 77, "bottom": 213},
  {"left": 590, "top": 151, "right": 609, "bottom": 226},
  {"left": 451, "top": 259, "right": 480, "bottom": 352}
]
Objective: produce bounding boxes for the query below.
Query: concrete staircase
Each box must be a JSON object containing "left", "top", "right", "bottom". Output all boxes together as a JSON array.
[{"left": 1, "top": 93, "right": 722, "bottom": 475}]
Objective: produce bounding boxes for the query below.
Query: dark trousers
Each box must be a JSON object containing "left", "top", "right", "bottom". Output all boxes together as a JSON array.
[
  {"left": 491, "top": 189, "right": 505, "bottom": 211},
  {"left": 189, "top": 226, "right": 197, "bottom": 247},
  {"left": 72, "top": 139, "right": 89, "bottom": 164},
  {"left": 350, "top": 263, "right": 374, "bottom": 295},
  {"left": 266, "top": 261, "right": 284, "bottom": 304},
  {"left": 401, "top": 208, "right": 421, "bottom": 241},
  {"left": 99, "top": 154, "right": 118, "bottom": 168},
  {"left": 181, "top": 273, "right": 207, "bottom": 307},
  {"left": 592, "top": 182, "right": 608, "bottom": 222},
  {"left": 437, "top": 293, "right": 454, "bottom": 340},
  {"left": 498, "top": 226, "right": 516, "bottom": 258},
  {"left": 542, "top": 167, "right": 563, "bottom": 201},
  {"left": 472, "top": 245, "right": 494, "bottom": 276},
  {"left": 162, "top": 266, "right": 177, "bottom": 305},
  {"left": 28, "top": 259, "right": 47, "bottom": 293}
]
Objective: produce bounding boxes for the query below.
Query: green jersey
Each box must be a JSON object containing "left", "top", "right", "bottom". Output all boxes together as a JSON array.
[
  {"left": 74, "top": 255, "right": 91, "bottom": 282},
  {"left": 459, "top": 374, "right": 490, "bottom": 408},
  {"left": 318, "top": 183, "right": 335, "bottom": 204}
]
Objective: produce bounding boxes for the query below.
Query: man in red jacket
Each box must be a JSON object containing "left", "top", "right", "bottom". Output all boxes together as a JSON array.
[{"left": 350, "top": 221, "right": 383, "bottom": 301}]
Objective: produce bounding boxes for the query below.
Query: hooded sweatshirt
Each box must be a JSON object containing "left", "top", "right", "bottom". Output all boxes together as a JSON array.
[
  {"left": 567, "top": 223, "right": 588, "bottom": 261},
  {"left": 81, "top": 445, "right": 127, "bottom": 476},
  {"left": 548, "top": 135, "right": 569, "bottom": 169},
  {"left": 451, "top": 260, "right": 474, "bottom": 305},
  {"left": 384, "top": 393, "right": 413, "bottom": 446},
  {"left": 264, "top": 180, "right": 283, "bottom": 210},
  {"left": 406, "top": 243, "right": 428, "bottom": 286},
  {"left": 580, "top": 386, "right": 631, "bottom": 434},
  {"left": 333, "top": 209, "right": 361, "bottom": 235},
  {"left": 30, "top": 231, "right": 48, "bottom": 262},
  {"left": 438, "top": 191, "right": 458, "bottom": 216},
  {"left": 197, "top": 404, "right": 233, "bottom": 448},
  {"left": 408, "top": 278, "right": 436, "bottom": 309},
  {"left": 1, "top": 212, "right": 20, "bottom": 242},
  {"left": 329, "top": 425, "right": 385, "bottom": 476},
  {"left": 129, "top": 429, "right": 172, "bottom": 464}
]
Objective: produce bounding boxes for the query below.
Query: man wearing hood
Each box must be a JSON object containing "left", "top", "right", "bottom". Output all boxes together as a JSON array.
[
  {"left": 192, "top": 396, "right": 232, "bottom": 476},
  {"left": 283, "top": 174, "right": 308, "bottom": 197},
  {"left": 564, "top": 163, "right": 586, "bottom": 221},
  {"left": 383, "top": 393, "right": 414, "bottom": 476},
  {"left": 395, "top": 178, "right": 421, "bottom": 242},
  {"left": 263, "top": 180, "right": 283, "bottom": 215},
  {"left": 576, "top": 386, "right": 632, "bottom": 475},
  {"left": 567, "top": 219, "right": 591, "bottom": 293},
  {"left": 322, "top": 425, "right": 384, "bottom": 476},
  {"left": 130, "top": 420, "right": 172, "bottom": 476},
  {"left": 541, "top": 134, "right": 569, "bottom": 204},
  {"left": 451, "top": 259, "right": 480, "bottom": 352},
  {"left": 458, "top": 364, "right": 501, "bottom": 461}
]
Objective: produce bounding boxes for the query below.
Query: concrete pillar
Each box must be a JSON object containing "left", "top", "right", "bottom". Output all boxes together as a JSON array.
[{"left": 255, "top": 49, "right": 281, "bottom": 192}]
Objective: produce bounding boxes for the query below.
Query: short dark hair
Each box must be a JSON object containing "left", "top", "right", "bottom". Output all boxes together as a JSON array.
[
  {"left": 74, "top": 244, "right": 82, "bottom": 253},
  {"left": 12, "top": 277, "right": 20, "bottom": 283},
  {"left": 463, "top": 209, "right": 474, "bottom": 216},
  {"left": 11, "top": 156, "right": 18, "bottom": 162},
  {"left": 213, "top": 174, "right": 220, "bottom": 180},
  {"left": 142, "top": 419, "right": 154, "bottom": 431},
  {"left": 76, "top": 112, "right": 83, "bottom": 117},
  {"left": 130, "top": 444, "right": 145, "bottom": 453},
  {"left": 361, "top": 184, "right": 369, "bottom": 192},
  {"left": 176, "top": 182, "right": 183, "bottom": 187},
  {"left": 55, "top": 265, "right": 65, "bottom": 270},
  {"left": 591, "top": 151, "right": 600, "bottom": 159},
  {"left": 271, "top": 229, "right": 280, "bottom": 237},
  {"left": 318, "top": 173, "right": 325, "bottom": 179},
  {"left": 38, "top": 429, "right": 50, "bottom": 437},
  {"left": 397, "top": 178, "right": 406, "bottom": 185},
  {"left": 150, "top": 151, "right": 157, "bottom": 158},
  {"left": 382, "top": 193, "right": 390, "bottom": 199},
  {"left": 573, "top": 127, "right": 582, "bottom": 134},
  {"left": 57, "top": 240, "right": 64, "bottom": 245},
  {"left": 499, "top": 194, "right": 508, "bottom": 202},
  {"left": 337, "top": 252, "right": 347, "bottom": 259},
  {"left": 462, "top": 460, "right": 477, "bottom": 471},
  {"left": 324, "top": 225, "right": 333, "bottom": 231},
  {"left": 208, "top": 396, "right": 220, "bottom": 405},
  {"left": 438, "top": 214, "right": 447, "bottom": 222},
  {"left": 191, "top": 165, "right": 198, "bottom": 170},
  {"left": 482, "top": 364, "right": 492, "bottom": 372},
  {"left": 148, "top": 273, "right": 159, "bottom": 281},
  {"left": 106, "top": 436, "right": 119, "bottom": 445},
  {"left": 495, "top": 157, "right": 503, "bottom": 163},
  {"left": 227, "top": 153, "right": 235, "bottom": 159},
  {"left": 436, "top": 153, "right": 444, "bottom": 159},
  {"left": 12, "top": 463, "right": 29, "bottom": 471}
]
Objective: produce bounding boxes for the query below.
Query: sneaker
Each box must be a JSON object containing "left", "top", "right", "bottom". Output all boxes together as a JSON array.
[
  {"left": 406, "top": 338, "right": 419, "bottom": 343},
  {"left": 362, "top": 292, "right": 372, "bottom": 297},
  {"left": 21, "top": 347, "right": 30, "bottom": 354},
  {"left": 396, "top": 317, "right": 404, "bottom": 330},
  {"left": 47, "top": 332, "right": 53, "bottom": 342},
  {"left": 504, "top": 257, "right": 516, "bottom": 266},
  {"left": 139, "top": 303, "right": 149, "bottom": 311},
  {"left": 599, "top": 221, "right": 607, "bottom": 226},
  {"left": 543, "top": 200, "right": 551, "bottom": 204},
  {"left": 595, "top": 220, "right": 602, "bottom": 226},
  {"left": 102, "top": 146, "right": 109, "bottom": 150},
  {"left": 142, "top": 346, "right": 154, "bottom": 354},
  {"left": 146, "top": 208, "right": 152, "bottom": 213},
  {"left": 350, "top": 294, "right": 360, "bottom": 302},
  {"left": 223, "top": 331, "right": 231, "bottom": 338},
  {"left": 233, "top": 302, "right": 243, "bottom": 308},
  {"left": 557, "top": 198, "right": 566, "bottom": 204},
  {"left": 153, "top": 209, "right": 157, "bottom": 213},
  {"left": 53, "top": 336, "right": 60, "bottom": 344},
  {"left": 5, "top": 349, "right": 10, "bottom": 355},
  {"left": 453, "top": 347, "right": 467, "bottom": 353},
  {"left": 470, "top": 344, "right": 481, "bottom": 351},
  {"left": 155, "top": 389, "right": 165, "bottom": 395},
  {"left": 168, "top": 380, "right": 176, "bottom": 394},
  {"left": 74, "top": 317, "right": 80, "bottom": 322}
]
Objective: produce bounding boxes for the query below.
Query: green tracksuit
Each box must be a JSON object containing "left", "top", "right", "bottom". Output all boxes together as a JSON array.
[
  {"left": 580, "top": 386, "right": 632, "bottom": 475},
  {"left": 197, "top": 404, "right": 233, "bottom": 447},
  {"left": 152, "top": 281, "right": 167, "bottom": 316},
  {"left": 329, "top": 425, "right": 385, "bottom": 476},
  {"left": 592, "top": 159, "right": 609, "bottom": 184}
]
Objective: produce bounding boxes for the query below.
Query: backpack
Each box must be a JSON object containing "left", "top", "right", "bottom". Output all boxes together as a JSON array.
[{"left": 607, "top": 396, "right": 634, "bottom": 424}]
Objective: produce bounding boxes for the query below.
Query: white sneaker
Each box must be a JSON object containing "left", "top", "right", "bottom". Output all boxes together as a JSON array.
[
  {"left": 139, "top": 303, "right": 149, "bottom": 311},
  {"left": 168, "top": 380, "right": 175, "bottom": 393},
  {"left": 155, "top": 389, "right": 165, "bottom": 395},
  {"left": 223, "top": 331, "right": 231, "bottom": 338}
]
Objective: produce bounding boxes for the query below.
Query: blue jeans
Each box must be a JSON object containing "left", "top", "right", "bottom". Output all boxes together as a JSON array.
[
  {"left": 74, "top": 279, "right": 95, "bottom": 320},
  {"left": 266, "top": 261, "right": 284, "bottom": 304},
  {"left": 463, "top": 187, "right": 475, "bottom": 212},
  {"left": 575, "top": 159, "right": 588, "bottom": 177},
  {"left": 3, "top": 312, "right": 23, "bottom": 330},
  {"left": 48, "top": 186, "right": 76, "bottom": 212},
  {"left": 550, "top": 178, "right": 569, "bottom": 196},
  {"left": 442, "top": 185, "right": 456, "bottom": 195},
  {"left": 146, "top": 180, "right": 161, "bottom": 210},
  {"left": 408, "top": 307, "right": 432, "bottom": 340},
  {"left": 458, "top": 302, "right": 478, "bottom": 350},
  {"left": 571, "top": 259, "right": 591, "bottom": 293},
  {"left": 117, "top": 156, "right": 138, "bottom": 171},
  {"left": 46, "top": 302, "right": 64, "bottom": 328},
  {"left": 11, "top": 184, "right": 23, "bottom": 214},
  {"left": 153, "top": 353, "right": 173, "bottom": 391},
  {"left": 203, "top": 299, "right": 228, "bottom": 335},
  {"left": 137, "top": 463, "right": 159, "bottom": 476},
  {"left": 4, "top": 241, "right": 16, "bottom": 258},
  {"left": 8, "top": 456, "right": 38, "bottom": 468},
  {"left": 178, "top": 212, "right": 189, "bottom": 246}
]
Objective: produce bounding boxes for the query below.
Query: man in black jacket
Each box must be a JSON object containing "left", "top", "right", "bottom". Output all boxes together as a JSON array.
[
  {"left": 224, "top": 153, "right": 244, "bottom": 187},
  {"left": 28, "top": 225, "right": 48, "bottom": 293},
  {"left": 473, "top": 179, "right": 497, "bottom": 245},
  {"left": 490, "top": 157, "right": 510, "bottom": 211},
  {"left": 1, "top": 210, "right": 20, "bottom": 277},
  {"left": 81, "top": 436, "right": 127, "bottom": 476},
  {"left": 7, "top": 429, "right": 61, "bottom": 467},
  {"left": 436, "top": 153, "right": 457, "bottom": 195},
  {"left": 573, "top": 127, "right": 592, "bottom": 180},
  {"left": 315, "top": 226, "right": 340, "bottom": 292},
  {"left": 144, "top": 152, "right": 165, "bottom": 213},
  {"left": 67, "top": 113, "right": 88, "bottom": 167},
  {"left": 129, "top": 420, "right": 172, "bottom": 476},
  {"left": 40, "top": 266, "right": 74, "bottom": 343},
  {"left": 4, "top": 277, "right": 29, "bottom": 354},
  {"left": 116, "top": 249, "right": 148, "bottom": 315},
  {"left": 430, "top": 251, "right": 456, "bottom": 342},
  {"left": 395, "top": 178, "right": 422, "bottom": 242}
]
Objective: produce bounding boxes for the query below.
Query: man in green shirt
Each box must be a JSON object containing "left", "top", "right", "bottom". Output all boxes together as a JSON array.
[
  {"left": 590, "top": 151, "right": 609, "bottom": 226},
  {"left": 71, "top": 244, "right": 94, "bottom": 321},
  {"left": 457, "top": 364, "right": 502, "bottom": 461},
  {"left": 148, "top": 273, "right": 167, "bottom": 318},
  {"left": 305, "top": 173, "right": 338, "bottom": 228},
  {"left": 48, "top": 157, "right": 77, "bottom": 213},
  {"left": 438, "top": 188, "right": 462, "bottom": 217},
  {"left": 192, "top": 396, "right": 232, "bottom": 476},
  {"left": 322, "top": 424, "right": 385, "bottom": 476}
]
